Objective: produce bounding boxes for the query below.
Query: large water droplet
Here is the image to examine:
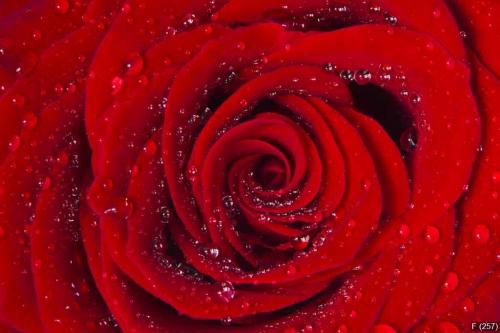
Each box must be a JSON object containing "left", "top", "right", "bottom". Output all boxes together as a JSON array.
[
  {"left": 399, "top": 127, "right": 417, "bottom": 153},
  {"left": 461, "top": 297, "right": 475, "bottom": 313},
  {"left": 354, "top": 70, "right": 372, "bottom": 85},
  {"left": 8, "top": 135, "right": 21, "bottom": 152},
  {"left": 398, "top": 223, "right": 411, "bottom": 239},
  {"left": 472, "top": 224, "right": 490, "bottom": 244},
  {"left": 124, "top": 52, "right": 144, "bottom": 77},
  {"left": 372, "top": 323, "right": 398, "bottom": 333},
  {"left": 423, "top": 225, "right": 440, "bottom": 244},
  {"left": 16, "top": 51, "right": 39, "bottom": 76},
  {"left": 442, "top": 271, "right": 459, "bottom": 293},
  {"left": 144, "top": 139, "right": 157, "bottom": 156},
  {"left": 55, "top": 0, "right": 70, "bottom": 14},
  {"left": 22, "top": 112, "right": 38, "bottom": 129},
  {"left": 110, "top": 76, "right": 124, "bottom": 96},
  {"left": 435, "top": 321, "right": 460, "bottom": 333},
  {"left": 217, "top": 281, "right": 235, "bottom": 303},
  {"left": 11, "top": 94, "right": 26, "bottom": 108}
]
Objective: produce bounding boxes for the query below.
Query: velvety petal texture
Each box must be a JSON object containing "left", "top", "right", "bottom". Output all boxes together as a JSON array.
[{"left": 0, "top": 1, "right": 498, "bottom": 333}]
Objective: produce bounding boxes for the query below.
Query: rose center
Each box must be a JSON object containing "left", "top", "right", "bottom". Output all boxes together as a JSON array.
[{"left": 253, "top": 155, "right": 287, "bottom": 190}]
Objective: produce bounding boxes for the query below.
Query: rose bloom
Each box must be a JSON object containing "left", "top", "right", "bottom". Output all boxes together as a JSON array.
[{"left": 0, "top": 0, "right": 498, "bottom": 332}]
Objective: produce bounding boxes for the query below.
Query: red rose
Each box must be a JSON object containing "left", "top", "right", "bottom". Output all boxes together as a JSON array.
[{"left": 0, "top": 1, "right": 498, "bottom": 332}]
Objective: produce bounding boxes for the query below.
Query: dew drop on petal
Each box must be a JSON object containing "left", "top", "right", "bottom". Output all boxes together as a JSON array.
[
  {"left": 292, "top": 235, "right": 310, "bottom": 250},
  {"left": 130, "top": 164, "right": 140, "bottom": 177},
  {"left": 144, "top": 139, "right": 157, "bottom": 156},
  {"left": 42, "top": 176, "right": 52, "bottom": 190},
  {"left": 424, "top": 265, "right": 434, "bottom": 275},
  {"left": 16, "top": 51, "right": 39, "bottom": 75},
  {"left": 472, "top": 224, "right": 490, "bottom": 244},
  {"left": 399, "top": 127, "right": 417, "bottom": 153},
  {"left": 111, "top": 76, "right": 124, "bottom": 96},
  {"left": 423, "top": 225, "right": 440, "bottom": 244},
  {"left": 11, "top": 94, "right": 26, "bottom": 108},
  {"left": 8, "top": 135, "right": 21, "bottom": 152},
  {"left": 236, "top": 41, "right": 246, "bottom": 50},
  {"left": 492, "top": 171, "right": 500, "bottom": 183},
  {"left": 22, "top": 112, "right": 37, "bottom": 129},
  {"left": 302, "top": 324, "right": 313, "bottom": 333},
  {"left": 336, "top": 324, "right": 348, "bottom": 333},
  {"left": 372, "top": 323, "right": 398, "bottom": 333},
  {"left": 354, "top": 70, "right": 372, "bottom": 85},
  {"left": 124, "top": 52, "right": 144, "bottom": 77},
  {"left": 398, "top": 223, "right": 411, "bottom": 239},
  {"left": 286, "top": 264, "right": 297, "bottom": 276},
  {"left": 442, "top": 271, "right": 459, "bottom": 293},
  {"left": 461, "top": 297, "right": 475, "bottom": 313},
  {"left": 55, "top": 0, "right": 70, "bottom": 14},
  {"left": 217, "top": 281, "right": 235, "bottom": 303},
  {"left": 102, "top": 178, "right": 114, "bottom": 191},
  {"left": 435, "top": 321, "right": 460, "bottom": 333}
]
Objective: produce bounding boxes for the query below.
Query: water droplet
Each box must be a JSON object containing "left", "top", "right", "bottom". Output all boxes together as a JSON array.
[
  {"left": 399, "top": 127, "right": 417, "bottom": 153},
  {"left": 384, "top": 14, "right": 398, "bottom": 25},
  {"left": 42, "top": 176, "right": 52, "bottom": 190},
  {"left": 292, "top": 235, "right": 310, "bottom": 250},
  {"left": 435, "top": 321, "right": 460, "bottom": 333},
  {"left": 442, "top": 271, "right": 459, "bottom": 293},
  {"left": 57, "top": 152, "right": 69, "bottom": 166},
  {"left": 410, "top": 93, "right": 422, "bottom": 104},
  {"left": 286, "top": 264, "right": 297, "bottom": 276},
  {"left": 372, "top": 323, "right": 397, "bottom": 333},
  {"left": 472, "top": 224, "right": 490, "bottom": 244},
  {"left": 445, "top": 58, "right": 455, "bottom": 70},
  {"left": 362, "top": 178, "right": 372, "bottom": 190},
  {"left": 217, "top": 281, "right": 235, "bottom": 303},
  {"left": 124, "top": 52, "right": 144, "bottom": 77},
  {"left": 111, "top": 76, "right": 124, "bottom": 96},
  {"left": 20, "top": 114, "right": 37, "bottom": 133},
  {"left": 221, "top": 317, "right": 232, "bottom": 326},
  {"left": 324, "top": 63, "right": 335, "bottom": 72},
  {"left": 340, "top": 70, "right": 354, "bottom": 81},
  {"left": 130, "top": 164, "right": 140, "bottom": 177},
  {"left": 55, "top": 0, "right": 70, "bottom": 14},
  {"left": 461, "top": 297, "right": 475, "bottom": 313},
  {"left": 159, "top": 206, "right": 171, "bottom": 223},
  {"left": 143, "top": 139, "right": 157, "bottom": 156},
  {"left": 336, "top": 324, "right": 348, "bottom": 333},
  {"left": 284, "top": 327, "right": 297, "bottom": 333},
  {"left": 121, "top": 3, "right": 131, "bottom": 14},
  {"left": 432, "top": 8, "right": 441, "bottom": 18},
  {"left": 34, "top": 259, "right": 42, "bottom": 269},
  {"left": 424, "top": 264, "right": 434, "bottom": 275},
  {"left": 207, "top": 247, "right": 219, "bottom": 259},
  {"left": 16, "top": 51, "right": 39, "bottom": 75},
  {"left": 137, "top": 75, "right": 149, "bottom": 86},
  {"left": 236, "top": 41, "right": 246, "bottom": 50},
  {"left": 102, "top": 178, "right": 114, "bottom": 191},
  {"left": 204, "top": 25, "right": 213, "bottom": 34},
  {"left": 347, "top": 218, "right": 356, "bottom": 229},
  {"left": 32, "top": 30, "right": 42, "bottom": 41},
  {"left": 354, "top": 70, "right": 372, "bottom": 85},
  {"left": 8, "top": 135, "right": 21, "bottom": 152},
  {"left": 398, "top": 223, "right": 411, "bottom": 239},
  {"left": 303, "top": 324, "right": 314, "bottom": 333},
  {"left": 492, "top": 171, "right": 500, "bottom": 183},
  {"left": 11, "top": 94, "right": 26, "bottom": 108},
  {"left": 240, "top": 99, "right": 248, "bottom": 107},
  {"left": 423, "top": 225, "right": 440, "bottom": 244}
]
